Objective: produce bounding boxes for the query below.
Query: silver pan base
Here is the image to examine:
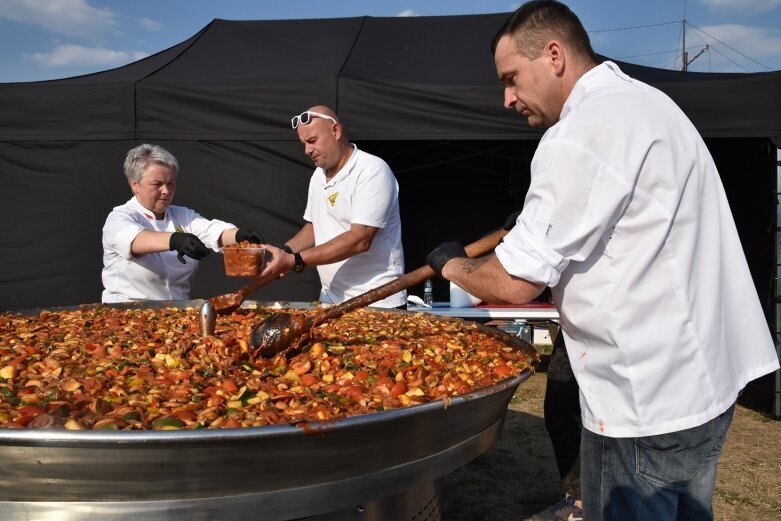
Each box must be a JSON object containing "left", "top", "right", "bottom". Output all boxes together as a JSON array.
[{"left": 0, "top": 478, "right": 443, "bottom": 521}]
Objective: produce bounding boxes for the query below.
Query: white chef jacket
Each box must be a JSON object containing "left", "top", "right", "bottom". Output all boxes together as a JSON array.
[
  {"left": 496, "top": 62, "right": 779, "bottom": 438},
  {"left": 101, "top": 197, "right": 235, "bottom": 302},
  {"left": 303, "top": 145, "right": 406, "bottom": 308}
]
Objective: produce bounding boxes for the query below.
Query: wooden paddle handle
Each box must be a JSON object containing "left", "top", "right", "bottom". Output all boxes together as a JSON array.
[
  {"left": 237, "top": 276, "right": 268, "bottom": 299},
  {"left": 391, "top": 226, "right": 509, "bottom": 293},
  {"left": 463, "top": 227, "right": 510, "bottom": 260},
  {"left": 320, "top": 227, "right": 509, "bottom": 321}
]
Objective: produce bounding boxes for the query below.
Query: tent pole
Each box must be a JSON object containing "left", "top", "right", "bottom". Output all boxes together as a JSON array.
[{"left": 775, "top": 146, "right": 781, "bottom": 420}]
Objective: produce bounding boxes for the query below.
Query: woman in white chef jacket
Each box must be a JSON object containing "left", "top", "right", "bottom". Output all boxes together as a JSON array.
[{"left": 101, "top": 144, "right": 262, "bottom": 302}]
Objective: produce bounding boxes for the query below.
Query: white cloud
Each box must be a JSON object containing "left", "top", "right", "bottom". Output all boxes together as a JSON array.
[
  {"left": 698, "top": 0, "right": 781, "bottom": 15},
  {"left": 397, "top": 9, "right": 418, "bottom": 17},
  {"left": 25, "top": 43, "right": 148, "bottom": 67},
  {"left": 139, "top": 17, "right": 161, "bottom": 32},
  {"left": 0, "top": 0, "right": 117, "bottom": 38},
  {"left": 690, "top": 23, "right": 781, "bottom": 69}
]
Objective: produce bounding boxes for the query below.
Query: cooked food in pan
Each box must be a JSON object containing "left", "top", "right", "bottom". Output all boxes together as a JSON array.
[{"left": 0, "top": 305, "right": 536, "bottom": 430}]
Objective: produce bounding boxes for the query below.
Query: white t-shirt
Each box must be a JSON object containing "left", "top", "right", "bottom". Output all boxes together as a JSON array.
[
  {"left": 496, "top": 62, "right": 779, "bottom": 438},
  {"left": 101, "top": 196, "right": 234, "bottom": 302},
  {"left": 303, "top": 145, "right": 406, "bottom": 308}
]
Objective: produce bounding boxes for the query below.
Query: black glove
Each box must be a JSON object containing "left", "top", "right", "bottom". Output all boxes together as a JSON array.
[
  {"left": 235, "top": 228, "right": 264, "bottom": 244},
  {"left": 169, "top": 232, "right": 210, "bottom": 264},
  {"left": 426, "top": 241, "right": 468, "bottom": 277},
  {"left": 503, "top": 209, "right": 522, "bottom": 231}
]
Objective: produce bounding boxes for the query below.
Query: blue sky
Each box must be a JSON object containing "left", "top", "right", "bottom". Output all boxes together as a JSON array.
[{"left": 1, "top": 0, "right": 780, "bottom": 83}]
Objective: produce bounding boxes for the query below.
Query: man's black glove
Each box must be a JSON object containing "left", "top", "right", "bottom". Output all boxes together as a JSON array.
[
  {"left": 503, "top": 209, "right": 522, "bottom": 231},
  {"left": 169, "top": 232, "right": 210, "bottom": 264},
  {"left": 235, "top": 228, "right": 264, "bottom": 244},
  {"left": 426, "top": 241, "right": 468, "bottom": 277}
]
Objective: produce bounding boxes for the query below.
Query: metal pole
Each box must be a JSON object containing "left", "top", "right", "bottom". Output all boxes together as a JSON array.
[
  {"left": 682, "top": 19, "right": 687, "bottom": 72},
  {"left": 774, "top": 147, "right": 781, "bottom": 420}
]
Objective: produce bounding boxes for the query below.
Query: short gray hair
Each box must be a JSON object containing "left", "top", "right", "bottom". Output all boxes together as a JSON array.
[{"left": 123, "top": 144, "right": 179, "bottom": 184}]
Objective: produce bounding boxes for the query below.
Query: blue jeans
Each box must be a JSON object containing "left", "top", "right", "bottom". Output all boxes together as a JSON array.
[{"left": 581, "top": 403, "right": 735, "bottom": 521}]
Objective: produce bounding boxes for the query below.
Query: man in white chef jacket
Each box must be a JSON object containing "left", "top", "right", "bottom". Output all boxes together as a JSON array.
[{"left": 426, "top": 2, "right": 780, "bottom": 520}]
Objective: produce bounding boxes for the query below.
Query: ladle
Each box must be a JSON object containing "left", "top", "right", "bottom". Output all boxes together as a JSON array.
[{"left": 251, "top": 227, "right": 509, "bottom": 358}]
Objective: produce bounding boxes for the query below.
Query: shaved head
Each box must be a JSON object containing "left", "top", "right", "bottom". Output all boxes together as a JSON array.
[
  {"left": 307, "top": 105, "right": 339, "bottom": 123},
  {"left": 295, "top": 105, "right": 353, "bottom": 178}
]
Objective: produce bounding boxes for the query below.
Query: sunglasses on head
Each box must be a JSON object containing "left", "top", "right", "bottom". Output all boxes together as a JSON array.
[{"left": 291, "top": 110, "right": 337, "bottom": 129}]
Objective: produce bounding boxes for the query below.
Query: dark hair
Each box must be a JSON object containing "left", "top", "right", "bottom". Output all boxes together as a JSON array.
[{"left": 491, "top": 0, "right": 597, "bottom": 63}]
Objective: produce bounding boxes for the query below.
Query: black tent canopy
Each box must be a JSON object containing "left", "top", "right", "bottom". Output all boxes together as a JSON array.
[{"left": 0, "top": 13, "right": 779, "bottom": 311}]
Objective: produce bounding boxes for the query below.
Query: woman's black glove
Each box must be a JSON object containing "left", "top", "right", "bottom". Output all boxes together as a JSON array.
[
  {"left": 169, "top": 232, "right": 210, "bottom": 264},
  {"left": 426, "top": 241, "right": 467, "bottom": 277},
  {"left": 503, "top": 209, "right": 522, "bottom": 231},
  {"left": 236, "top": 228, "right": 264, "bottom": 244}
]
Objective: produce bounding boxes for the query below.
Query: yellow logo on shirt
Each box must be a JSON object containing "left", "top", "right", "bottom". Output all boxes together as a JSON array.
[
  {"left": 174, "top": 226, "right": 184, "bottom": 233},
  {"left": 328, "top": 192, "right": 339, "bottom": 207}
]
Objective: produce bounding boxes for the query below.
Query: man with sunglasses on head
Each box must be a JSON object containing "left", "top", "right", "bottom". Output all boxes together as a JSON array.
[{"left": 259, "top": 106, "right": 406, "bottom": 308}]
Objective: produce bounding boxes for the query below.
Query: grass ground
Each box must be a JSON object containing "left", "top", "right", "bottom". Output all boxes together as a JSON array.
[{"left": 441, "top": 359, "right": 780, "bottom": 521}]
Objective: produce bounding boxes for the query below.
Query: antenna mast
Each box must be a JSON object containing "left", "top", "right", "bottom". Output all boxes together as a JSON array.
[{"left": 682, "top": 18, "right": 686, "bottom": 70}]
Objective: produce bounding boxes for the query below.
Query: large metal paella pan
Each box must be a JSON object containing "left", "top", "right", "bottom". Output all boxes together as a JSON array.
[{"left": 0, "top": 300, "right": 535, "bottom": 521}]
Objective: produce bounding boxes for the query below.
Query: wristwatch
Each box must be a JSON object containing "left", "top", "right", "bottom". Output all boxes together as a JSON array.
[{"left": 292, "top": 251, "right": 306, "bottom": 273}]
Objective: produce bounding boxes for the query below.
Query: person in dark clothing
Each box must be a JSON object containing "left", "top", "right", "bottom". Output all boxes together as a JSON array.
[{"left": 530, "top": 329, "right": 582, "bottom": 520}]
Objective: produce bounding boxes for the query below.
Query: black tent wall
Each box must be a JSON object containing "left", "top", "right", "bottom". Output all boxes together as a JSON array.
[
  {"left": 364, "top": 137, "right": 777, "bottom": 308},
  {"left": 0, "top": 139, "right": 321, "bottom": 309},
  {"left": 0, "top": 13, "right": 779, "bottom": 311}
]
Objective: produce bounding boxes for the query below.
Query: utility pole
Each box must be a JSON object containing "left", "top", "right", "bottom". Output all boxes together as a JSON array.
[
  {"left": 683, "top": 44, "right": 709, "bottom": 71},
  {"left": 681, "top": 19, "right": 709, "bottom": 71}
]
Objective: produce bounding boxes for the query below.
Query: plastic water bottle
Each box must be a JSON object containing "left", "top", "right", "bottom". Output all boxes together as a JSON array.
[{"left": 423, "top": 279, "right": 434, "bottom": 306}]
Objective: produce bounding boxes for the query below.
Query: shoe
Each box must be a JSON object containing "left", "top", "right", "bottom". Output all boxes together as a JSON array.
[{"left": 528, "top": 494, "right": 583, "bottom": 521}]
